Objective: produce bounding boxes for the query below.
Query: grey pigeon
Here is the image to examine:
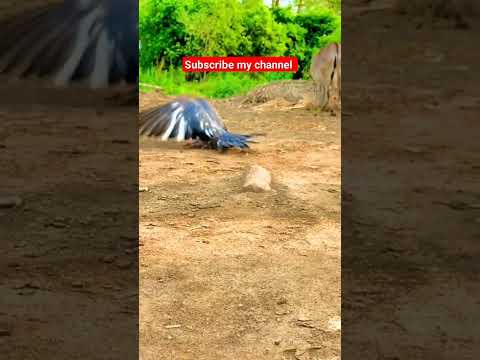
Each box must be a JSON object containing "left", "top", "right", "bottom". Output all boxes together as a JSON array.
[
  {"left": 0, "top": 0, "right": 138, "bottom": 89},
  {"left": 139, "top": 97, "right": 258, "bottom": 152}
]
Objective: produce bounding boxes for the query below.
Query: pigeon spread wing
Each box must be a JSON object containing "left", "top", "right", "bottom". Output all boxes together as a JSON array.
[
  {"left": 0, "top": 0, "right": 138, "bottom": 88},
  {"left": 139, "top": 98, "right": 254, "bottom": 151}
]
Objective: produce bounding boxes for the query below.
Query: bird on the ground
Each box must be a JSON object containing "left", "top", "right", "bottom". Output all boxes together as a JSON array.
[
  {"left": 0, "top": 0, "right": 138, "bottom": 102},
  {"left": 139, "top": 97, "right": 258, "bottom": 152}
]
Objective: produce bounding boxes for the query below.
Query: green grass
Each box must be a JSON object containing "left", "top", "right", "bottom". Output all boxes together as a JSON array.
[{"left": 139, "top": 67, "right": 293, "bottom": 99}]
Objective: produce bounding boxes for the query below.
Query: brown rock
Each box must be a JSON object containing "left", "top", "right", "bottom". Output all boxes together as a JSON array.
[
  {"left": 0, "top": 195, "right": 22, "bottom": 209},
  {"left": 116, "top": 259, "right": 132, "bottom": 269},
  {"left": 243, "top": 165, "right": 272, "bottom": 192}
]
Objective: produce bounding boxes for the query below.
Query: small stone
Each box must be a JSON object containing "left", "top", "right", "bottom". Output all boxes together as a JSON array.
[
  {"left": 165, "top": 324, "right": 182, "bottom": 329},
  {"left": 274, "top": 340, "right": 281, "bottom": 346},
  {"left": 0, "top": 195, "right": 22, "bottom": 209},
  {"left": 404, "top": 146, "right": 425, "bottom": 154},
  {"left": 112, "top": 139, "right": 130, "bottom": 144},
  {"left": 71, "top": 281, "right": 84, "bottom": 289},
  {"left": 0, "top": 328, "right": 12, "bottom": 337},
  {"left": 18, "top": 289, "right": 35, "bottom": 296},
  {"left": 116, "top": 259, "right": 132, "bottom": 269},
  {"left": 101, "top": 255, "right": 116, "bottom": 263},
  {"left": 139, "top": 187, "right": 149, "bottom": 192},
  {"left": 297, "top": 315, "right": 311, "bottom": 322},
  {"left": 48, "top": 220, "right": 68, "bottom": 229},
  {"left": 27, "top": 281, "right": 41, "bottom": 289},
  {"left": 297, "top": 320, "right": 315, "bottom": 328},
  {"left": 13, "top": 282, "right": 27, "bottom": 290},
  {"left": 243, "top": 165, "right": 272, "bottom": 192},
  {"left": 277, "top": 298, "right": 288, "bottom": 305}
]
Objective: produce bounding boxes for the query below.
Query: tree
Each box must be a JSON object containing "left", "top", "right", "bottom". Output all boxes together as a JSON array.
[{"left": 296, "top": 0, "right": 340, "bottom": 14}]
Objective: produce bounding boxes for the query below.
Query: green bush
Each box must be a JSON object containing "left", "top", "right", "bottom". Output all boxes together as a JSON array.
[
  {"left": 139, "top": 0, "right": 341, "bottom": 97},
  {"left": 140, "top": 67, "right": 292, "bottom": 99}
]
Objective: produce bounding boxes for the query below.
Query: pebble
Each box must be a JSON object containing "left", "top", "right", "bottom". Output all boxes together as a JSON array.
[
  {"left": 0, "top": 328, "right": 12, "bottom": 337},
  {"left": 277, "top": 298, "right": 288, "bottom": 305},
  {"left": 243, "top": 165, "right": 272, "bottom": 192},
  {"left": 297, "top": 315, "right": 311, "bottom": 322},
  {"left": 0, "top": 195, "right": 22, "bottom": 209},
  {"left": 404, "top": 146, "right": 425, "bottom": 154},
  {"left": 165, "top": 324, "right": 182, "bottom": 329},
  {"left": 116, "top": 259, "right": 132, "bottom": 269},
  {"left": 112, "top": 139, "right": 130, "bottom": 144},
  {"left": 71, "top": 281, "right": 84, "bottom": 289},
  {"left": 17, "top": 289, "right": 35, "bottom": 296},
  {"left": 101, "top": 255, "right": 116, "bottom": 263}
]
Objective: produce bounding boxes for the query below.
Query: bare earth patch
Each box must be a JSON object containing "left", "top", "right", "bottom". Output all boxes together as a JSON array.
[
  {"left": 140, "top": 92, "right": 341, "bottom": 359},
  {"left": 0, "top": 80, "right": 138, "bottom": 359},
  {"left": 343, "top": 1, "right": 480, "bottom": 358}
]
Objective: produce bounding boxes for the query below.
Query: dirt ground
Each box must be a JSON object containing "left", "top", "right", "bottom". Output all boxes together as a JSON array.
[
  {"left": 139, "top": 91, "right": 341, "bottom": 359},
  {"left": 342, "top": 1, "right": 480, "bottom": 359},
  {"left": 0, "top": 83, "right": 340, "bottom": 360},
  {"left": 1, "top": 2, "right": 139, "bottom": 357},
  {"left": 0, "top": 81, "right": 139, "bottom": 360}
]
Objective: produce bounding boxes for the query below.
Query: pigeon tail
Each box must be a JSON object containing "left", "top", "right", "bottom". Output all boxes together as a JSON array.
[
  {"left": 138, "top": 97, "right": 261, "bottom": 152},
  {"left": 214, "top": 132, "right": 253, "bottom": 151},
  {"left": 0, "top": 0, "right": 138, "bottom": 88}
]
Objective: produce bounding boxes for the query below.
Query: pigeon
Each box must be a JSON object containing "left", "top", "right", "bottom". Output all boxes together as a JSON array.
[
  {"left": 139, "top": 97, "right": 257, "bottom": 152},
  {"left": 0, "top": 0, "right": 138, "bottom": 92}
]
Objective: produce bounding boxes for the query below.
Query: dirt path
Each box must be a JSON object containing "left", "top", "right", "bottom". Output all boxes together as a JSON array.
[
  {"left": 0, "top": 80, "right": 138, "bottom": 359},
  {"left": 139, "top": 93, "right": 341, "bottom": 359},
  {"left": 342, "top": 1, "right": 480, "bottom": 359}
]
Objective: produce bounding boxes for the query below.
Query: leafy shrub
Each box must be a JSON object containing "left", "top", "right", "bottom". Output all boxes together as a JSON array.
[{"left": 139, "top": 0, "right": 341, "bottom": 97}]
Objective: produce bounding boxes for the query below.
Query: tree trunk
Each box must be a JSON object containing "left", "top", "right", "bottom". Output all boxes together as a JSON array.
[
  {"left": 296, "top": 0, "right": 305, "bottom": 13},
  {"left": 310, "top": 43, "right": 341, "bottom": 111}
]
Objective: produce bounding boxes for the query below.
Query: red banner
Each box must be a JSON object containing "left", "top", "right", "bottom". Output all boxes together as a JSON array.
[{"left": 182, "top": 56, "right": 298, "bottom": 73}]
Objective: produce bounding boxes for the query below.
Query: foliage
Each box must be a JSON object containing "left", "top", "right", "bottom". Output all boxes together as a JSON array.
[
  {"left": 271, "top": 5, "right": 340, "bottom": 78},
  {"left": 294, "top": 0, "right": 341, "bottom": 14},
  {"left": 139, "top": 0, "right": 341, "bottom": 97},
  {"left": 140, "top": 67, "right": 292, "bottom": 99}
]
